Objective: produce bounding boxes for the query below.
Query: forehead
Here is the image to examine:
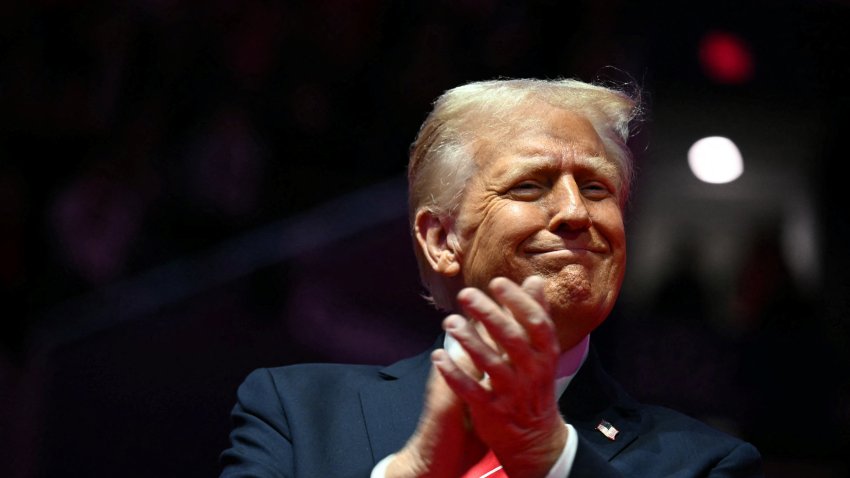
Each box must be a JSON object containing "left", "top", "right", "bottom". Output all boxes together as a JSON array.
[{"left": 471, "top": 102, "right": 611, "bottom": 172}]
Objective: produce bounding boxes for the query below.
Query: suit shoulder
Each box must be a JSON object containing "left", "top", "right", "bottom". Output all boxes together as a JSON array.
[
  {"left": 269, "top": 361, "right": 383, "bottom": 375},
  {"left": 233, "top": 348, "right": 434, "bottom": 412},
  {"left": 634, "top": 404, "right": 763, "bottom": 474},
  {"left": 256, "top": 362, "right": 384, "bottom": 391},
  {"left": 641, "top": 403, "right": 757, "bottom": 451}
]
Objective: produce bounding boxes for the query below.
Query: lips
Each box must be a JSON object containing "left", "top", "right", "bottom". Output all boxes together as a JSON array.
[
  {"left": 523, "top": 242, "right": 607, "bottom": 255},
  {"left": 525, "top": 249, "right": 598, "bottom": 265},
  {"left": 522, "top": 230, "right": 610, "bottom": 261}
]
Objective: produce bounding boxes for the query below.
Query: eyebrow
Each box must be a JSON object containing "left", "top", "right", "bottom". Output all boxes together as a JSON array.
[{"left": 495, "top": 151, "right": 619, "bottom": 180}]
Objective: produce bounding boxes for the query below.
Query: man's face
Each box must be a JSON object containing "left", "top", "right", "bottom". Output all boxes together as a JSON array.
[{"left": 453, "top": 102, "right": 627, "bottom": 350}]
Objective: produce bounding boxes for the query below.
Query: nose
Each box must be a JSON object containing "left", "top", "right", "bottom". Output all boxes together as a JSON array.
[{"left": 547, "top": 176, "right": 592, "bottom": 231}]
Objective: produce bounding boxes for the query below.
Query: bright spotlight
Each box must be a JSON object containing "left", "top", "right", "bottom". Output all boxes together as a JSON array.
[{"left": 687, "top": 136, "right": 744, "bottom": 184}]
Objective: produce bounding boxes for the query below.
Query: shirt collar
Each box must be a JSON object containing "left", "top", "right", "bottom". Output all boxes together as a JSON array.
[{"left": 554, "top": 334, "right": 590, "bottom": 398}]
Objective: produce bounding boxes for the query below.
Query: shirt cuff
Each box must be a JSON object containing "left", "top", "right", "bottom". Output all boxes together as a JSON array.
[
  {"left": 370, "top": 424, "right": 576, "bottom": 478},
  {"left": 371, "top": 453, "right": 395, "bottom": 478},
  {"left": 545, "top": 423, "right": 578, "bottom": 478}
]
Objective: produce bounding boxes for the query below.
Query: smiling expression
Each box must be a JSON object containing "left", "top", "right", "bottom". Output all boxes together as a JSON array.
[{"left": 452, "top": 101, "right": 627, "bottom": 350}]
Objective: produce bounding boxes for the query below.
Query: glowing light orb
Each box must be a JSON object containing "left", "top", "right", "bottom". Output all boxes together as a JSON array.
[
  {"left": 699, "top": 31, "right": 754, "bottom": 84},
  {"left": 687, "top": 136, "right": 744, "bottom": 184}
]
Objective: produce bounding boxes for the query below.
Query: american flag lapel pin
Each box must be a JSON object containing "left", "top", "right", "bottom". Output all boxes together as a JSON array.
[{"left": 596, "top": 419, "right": 619, "bottom": 441}]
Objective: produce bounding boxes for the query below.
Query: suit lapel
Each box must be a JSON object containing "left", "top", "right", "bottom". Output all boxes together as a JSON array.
[
  {"left": 359, "top": 346, "right": 434, "bottom": 463},
  {"left": 560, "top": 347, "right": 644, "bottom": 461}
]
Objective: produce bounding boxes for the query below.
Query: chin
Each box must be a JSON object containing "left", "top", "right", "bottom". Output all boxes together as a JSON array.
[
  {"left": 543, "top": 268, "right": 613, "bottom": 334},
  {"left": 542, "top": 264, "right": 593, "bottom": 303}
]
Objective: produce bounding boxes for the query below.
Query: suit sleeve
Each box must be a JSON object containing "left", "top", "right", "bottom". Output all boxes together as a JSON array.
[
  {"left": 708, "top": 441, "right": 764, "bottom": 478},
  {"left": 220, "top": 369, "right": 294, "bottom": 478}
]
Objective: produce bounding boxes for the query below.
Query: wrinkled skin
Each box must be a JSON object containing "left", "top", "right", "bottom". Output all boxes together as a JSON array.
[{"left": 451, "top": 102, "right": 626, "bottom": 351}]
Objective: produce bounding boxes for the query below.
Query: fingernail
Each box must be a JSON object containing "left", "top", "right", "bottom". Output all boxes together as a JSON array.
[
  {"left": 457, "top": 287, "right": 477, "bottom": 303},
  {"left": 490, "top": 277, "right": 509, "bottom": 293},
  {"left": 524, "top": 275, "right": 545, "bottom": 288},
  {"left": 443, "top": 315, "right": 463, "bottom": 331}
]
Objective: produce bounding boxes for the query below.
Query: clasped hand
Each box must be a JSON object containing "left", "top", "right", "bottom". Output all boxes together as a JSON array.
[{"left": 388, "top": 276, "right": 567, "bottom": 478}]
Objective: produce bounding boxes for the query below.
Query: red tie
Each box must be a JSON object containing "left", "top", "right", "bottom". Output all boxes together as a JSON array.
[{"left": 461, "top": 449, "right": 507, "bottom": 478}]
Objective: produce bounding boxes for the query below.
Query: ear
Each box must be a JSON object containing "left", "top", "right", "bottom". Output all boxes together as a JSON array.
[{"left": 414, "top": 208, "right": 461, "bottom": 277}]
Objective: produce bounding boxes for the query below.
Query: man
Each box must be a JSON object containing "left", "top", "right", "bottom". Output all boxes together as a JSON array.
[{"left": 220, "top": 78, "right": 763, "bottom": 477}]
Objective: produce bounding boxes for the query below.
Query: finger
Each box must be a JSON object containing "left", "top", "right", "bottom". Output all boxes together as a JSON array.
[
  {"left": 522, "top": 275, "right": 549, "bottom": 312},
  {"left": 456, "top": 287, "right": 531, "bottom": 364},
  {"left": 431, "top": 349, "right": 489, "bottom": 405},
  {"left": 489, "top": 277, "right": 559, "bottom": 359},
  {"left": 455, "top": 286, "right": 552, "bottom": 397},
  {"left": 443, "top": 315, "right": 512, "bottom": 385}
]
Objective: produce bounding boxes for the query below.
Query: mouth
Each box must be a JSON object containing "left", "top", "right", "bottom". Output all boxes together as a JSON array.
[
  {"left": 522, "top": 233, "right": 609, "bottom": 260},
  {"left": 526, "top": 248, "right": 595, "bottom": 259},
  {"left": 524, "top": 244, "right": 607, "bottom": 255},
  {"left": 522, "top": 242, "right": 609, "bottom": 267}
]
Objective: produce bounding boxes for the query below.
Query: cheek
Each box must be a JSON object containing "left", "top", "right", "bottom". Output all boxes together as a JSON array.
[
  {"left": 463, "top": 204, "right": 541, "bottom": 271},
  {"left": 602, "top": 247, "right": 626, "bottom": 313},
  {"left": 603, "top": 228, "right": 626, "bottom": 285},
  {"left": 589, "top": 203, "right": 627, "bottom": 285},
  {"left": 500, "top": 202, "right": 542, "bottom": 232},
  {"left": 593, "top": 204, "right": 626, "bottom": 250},
  {"left": 484, "top": 203, "right": 542, "bottom": 253}
]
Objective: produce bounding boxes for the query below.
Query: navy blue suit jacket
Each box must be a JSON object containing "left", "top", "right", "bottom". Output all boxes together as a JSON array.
[{"left": 220, "top": 341, "right": 762, "bottom": 477}]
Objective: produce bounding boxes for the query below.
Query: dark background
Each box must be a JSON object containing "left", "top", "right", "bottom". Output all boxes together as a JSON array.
[{"left": 2, "top": 1, "right": 849, "bottom": 477}]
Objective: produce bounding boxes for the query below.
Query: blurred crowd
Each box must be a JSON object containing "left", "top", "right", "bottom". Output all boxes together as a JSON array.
[
  {"left": 1, "top": 1, "right": 849, "bottom": 477},
  {"left": 1, "top": 1, "right": 641, "bottom": 358}
]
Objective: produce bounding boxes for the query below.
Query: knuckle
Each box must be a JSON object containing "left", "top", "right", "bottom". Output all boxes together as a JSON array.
[
  {"left": 499, "top": 329, "right": 528, "bottom": 350},
  {"left": 480, "top": 352, "right": 503, "bottom": 369},
  {"left": 527, "top": 314, "right": 556, "bottom": 335}
]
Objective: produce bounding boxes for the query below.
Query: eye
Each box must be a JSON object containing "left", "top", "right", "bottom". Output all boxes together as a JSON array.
[
  {"left": 580, "top": 181, "right": 613, "bottom": 200},
  {"left": 508, "top": 181, "right": 545, "bottom": 200}
]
